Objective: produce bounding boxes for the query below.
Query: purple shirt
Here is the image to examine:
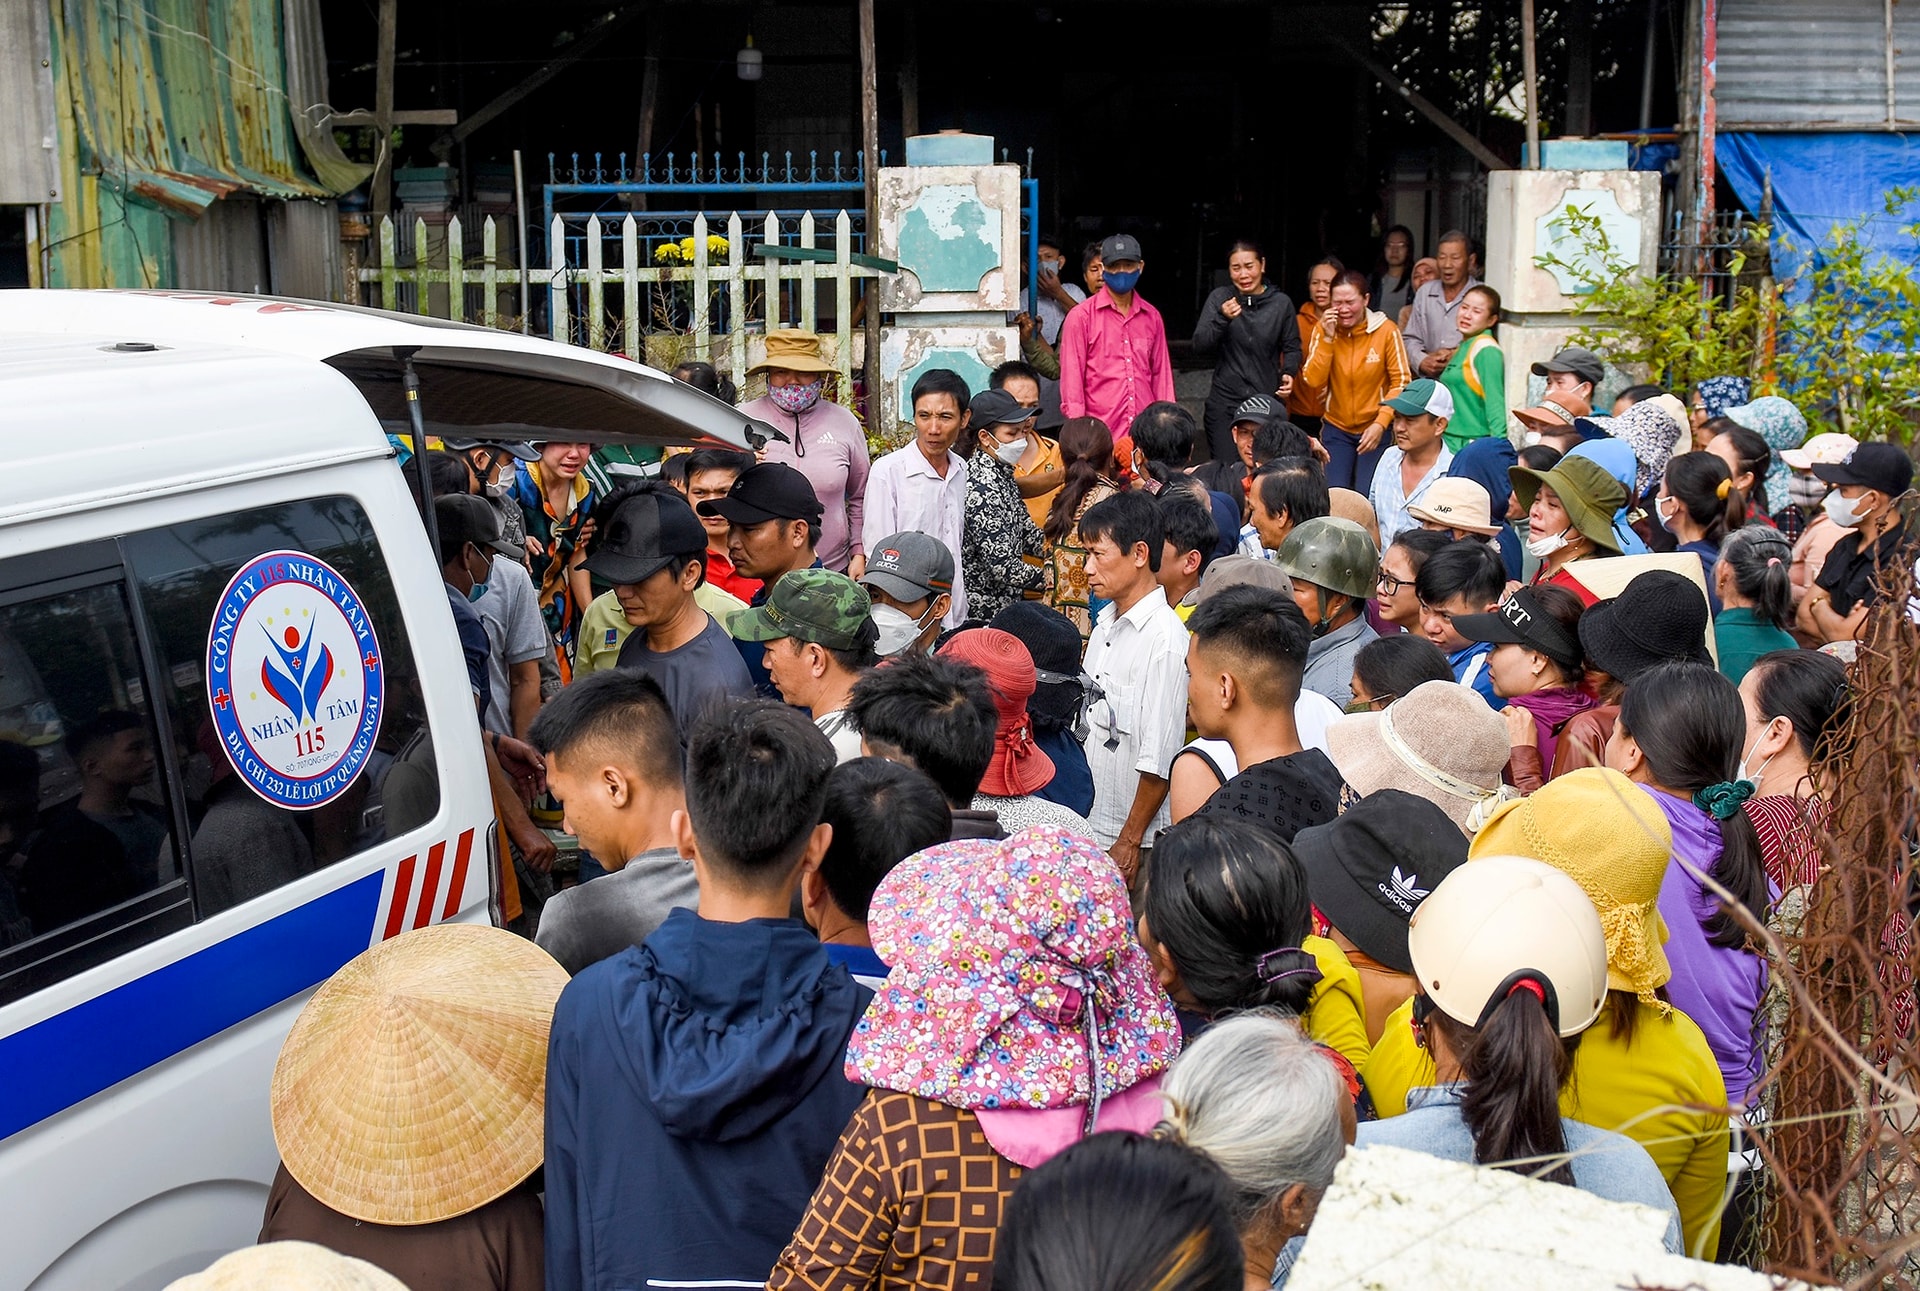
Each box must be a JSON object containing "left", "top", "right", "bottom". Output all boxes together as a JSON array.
[
  {"left": 742, "top": 394, "right": 871, "bottom": 571},
  {"left": 1642, "top": 786, "right": 1773, "bottom": 1105}
]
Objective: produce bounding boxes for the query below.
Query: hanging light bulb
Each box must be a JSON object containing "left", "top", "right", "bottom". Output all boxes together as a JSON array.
[{"left": 736, "top": 34, "right": 763, "bottom": 82}]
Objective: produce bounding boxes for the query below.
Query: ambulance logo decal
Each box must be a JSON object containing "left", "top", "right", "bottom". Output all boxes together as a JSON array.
[{"left": 207, "top": 550, "right": 384, "bottom": 811}]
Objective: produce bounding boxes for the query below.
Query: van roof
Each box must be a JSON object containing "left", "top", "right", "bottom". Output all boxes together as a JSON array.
[
  {"left": 0, "top": 290, "right": 771, "bottom": 451},
  {"left": 0, "top": 333, "right": 399, "bottom": 527}
]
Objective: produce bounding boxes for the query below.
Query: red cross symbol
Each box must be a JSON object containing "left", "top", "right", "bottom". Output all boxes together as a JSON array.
[
  {"left": 212, "top": 689, "right": 233, "bottom": 711},
  {"left": 362, "top": 651, "right": 380, "bottom": 670}
]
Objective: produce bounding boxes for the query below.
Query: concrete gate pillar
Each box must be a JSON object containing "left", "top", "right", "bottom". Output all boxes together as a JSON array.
[
  {"left": 874, "top": 132, "right": 1021, "bottom": 433},
  {"left": 1484, "top": 141, "right": 1663, "bottom": 420}
]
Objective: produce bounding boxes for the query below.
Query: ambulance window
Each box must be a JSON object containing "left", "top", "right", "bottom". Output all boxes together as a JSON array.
[
  {"left": 0, "top": 556, "right": 193, "bottom": 1004},
  {"left": 122, "top": 496, "right": 439, "bottom": 917}
]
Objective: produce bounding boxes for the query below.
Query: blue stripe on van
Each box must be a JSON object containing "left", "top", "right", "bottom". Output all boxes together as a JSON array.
[{"left": 0, "top": 871, "right": 384, "bottom": 1142}]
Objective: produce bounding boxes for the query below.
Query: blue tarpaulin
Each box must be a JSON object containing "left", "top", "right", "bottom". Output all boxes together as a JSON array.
[{"left": 1717, "top": 132, "right": 1920, "bottom": 298}]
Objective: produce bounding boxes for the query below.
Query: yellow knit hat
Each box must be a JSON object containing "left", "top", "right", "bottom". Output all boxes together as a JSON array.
[{"left": 1468, "top": 766, "right": 1674, "bottom": 1004}]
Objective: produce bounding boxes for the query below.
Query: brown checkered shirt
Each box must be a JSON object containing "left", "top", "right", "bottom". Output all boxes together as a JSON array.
[{"left": 767, "top": 1090, "right": 1022, "bottom": 1291}]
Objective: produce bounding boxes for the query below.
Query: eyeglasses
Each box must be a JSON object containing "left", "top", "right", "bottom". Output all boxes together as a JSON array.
[{"left": 1377, "top": 570, "right": 1410, "bottom": 596}]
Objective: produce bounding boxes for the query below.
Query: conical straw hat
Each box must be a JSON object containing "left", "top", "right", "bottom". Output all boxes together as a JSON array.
[
  {"left": 165, "top": 1242, "right": 411, "bottom": 1290},
  {"left": 270, "top": 923, "right": 568, "bottom": 1226}
]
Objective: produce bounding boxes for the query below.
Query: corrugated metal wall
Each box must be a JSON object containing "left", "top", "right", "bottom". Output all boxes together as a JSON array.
[
  {"left": 1717, "top": 0, "right": 1920, "bottom": 130},
  {"left": 45, "top": 0, "right": 354, "bottom": 289},
  {"left": 0, "top": 0, "right": 59, "bottom": 206}
]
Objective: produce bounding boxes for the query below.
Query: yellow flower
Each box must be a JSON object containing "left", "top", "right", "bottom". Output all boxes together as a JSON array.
[
  {"left": 707, "top": 235, "right": 730, "bottom": 258},
  {"left": 652, "top": 242, "right": 683, "bottom": 265}
]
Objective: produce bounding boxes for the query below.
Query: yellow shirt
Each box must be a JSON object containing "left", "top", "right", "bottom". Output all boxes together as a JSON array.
[
  {"left": 1017, "top": 436, "right": 1066, "bottom": 530},
  {"left": 1361, "top": 994, "right": 1730, "bottom": 1256},
  {"left": 573, "top": 585, "right": 748, "bottom": 678},
  {"left": 1304, "top": 934, "right": 1372, "bottom": 1071}
]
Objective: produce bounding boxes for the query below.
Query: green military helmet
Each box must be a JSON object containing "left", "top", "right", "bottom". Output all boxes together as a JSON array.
[
  {"left": 729, "top": 567, "right": 873, "bottom": 650},
  {"left": 1272, "top": 516, "right": 1379, "bottom": 602}
]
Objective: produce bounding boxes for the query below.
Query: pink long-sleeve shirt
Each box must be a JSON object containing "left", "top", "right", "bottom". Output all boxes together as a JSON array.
[
  {"left": 742, "top": 393, "right": 871, "bottom": 572},
  {"left": 1057, "top": 288, "right": 1176, "bottom": 447}
]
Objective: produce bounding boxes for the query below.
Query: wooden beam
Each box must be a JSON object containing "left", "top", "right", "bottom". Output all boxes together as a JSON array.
[
  {"left": 331, "top": 108, "right": 458, "bottom": 127},
  {"left": 898, "top": 5, "right": 919, "bottom": 141},
  {"left": 1326, "top": 34, "right": 1511, "bottom": 173},
  {"left": 632, "top": 50, "right": 661, "bottom": 209},
  {"left": 432, "top": 7, "right": 646, "bottom": 160},
  {"left": 372, "top": 0, "right": 397, "bottom": 215},
  {"left": 1521, "top": 0, "right": 1541, "bottom": 166},
  {"left": 859, "top": 0, "right": 881, "bottom": 409}
]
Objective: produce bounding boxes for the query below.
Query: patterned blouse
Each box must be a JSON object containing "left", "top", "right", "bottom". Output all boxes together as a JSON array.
[
  {"left": 1043, "top": 478, "right": 1120, "bottom": 643},
  {"left": 768, "top": 1090, "right": 1022, "bottom": 1291},
  {"left": 962, "top": 452, "right": 1047, "bottom": 622}
]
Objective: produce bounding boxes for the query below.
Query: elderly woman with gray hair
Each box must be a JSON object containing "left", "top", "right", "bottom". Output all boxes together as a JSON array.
[{"left": 1158, "top": 1012, "right": 1354, "bottom": 1289}]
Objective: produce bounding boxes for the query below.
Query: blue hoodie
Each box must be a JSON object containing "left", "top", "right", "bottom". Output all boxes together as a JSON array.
[{"left": 544, "top": 908, "right": 872, "bottom": 1291}]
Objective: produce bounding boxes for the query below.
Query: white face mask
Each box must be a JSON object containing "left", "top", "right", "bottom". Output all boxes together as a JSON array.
[
  {"left": 1737, "top": 718, "right": 1785, "bottom": 791},
  {"left": 991, "top": 437, "right": 1030, "bottom": 466},
  {"left": 1824, "top": 489, "right": 1873, "bottom": 529},
  {"left": 1525, "top": 527, "right": 1571, "bottom": 559},
  {"left": 871, "top": 602, "right": 940, "bottom": 656}
]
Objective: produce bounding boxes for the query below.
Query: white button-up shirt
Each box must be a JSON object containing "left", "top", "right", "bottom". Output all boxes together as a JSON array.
[
  {"left": 1369, "top": 443, "right": 1454, "bottom": 545},
  {"left": 863, "top": 444, "right": 970, "bottom": 625},
  {"left": 1080, "top": 585, "right": 1190, "bottom": 848}
]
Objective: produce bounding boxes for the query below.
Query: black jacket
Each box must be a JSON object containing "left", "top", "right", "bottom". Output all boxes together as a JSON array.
[{"left": 1191, "top": 284, "right": 1304, "bottom": 412}]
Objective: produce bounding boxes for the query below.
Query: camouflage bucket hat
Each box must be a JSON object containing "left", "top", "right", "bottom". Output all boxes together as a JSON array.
[{"left": 729, "top": 568, "right": 872, "bottom": 650}]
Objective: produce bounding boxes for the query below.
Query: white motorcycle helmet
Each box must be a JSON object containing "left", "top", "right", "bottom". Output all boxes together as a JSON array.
[{"left": 1406, "top": 855, "right": 1608, "bottom": 1038}]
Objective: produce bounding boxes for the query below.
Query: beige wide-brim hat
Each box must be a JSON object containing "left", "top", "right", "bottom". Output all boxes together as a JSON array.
[
  {"left": 165, "top": 1242, "right": 410, "bottom": 1290},
  {"left": 748, "top": 327, "right": 836, "bottom": 375},
  {"left": 1325, "top": 680, "right": 1513, "bottom": 835},
  {"left": 270, "top": 924, "right": 568, "bottom": 1226},
  {"left": 1407, "top": 477, "right": 1503, "bottom": 536}
]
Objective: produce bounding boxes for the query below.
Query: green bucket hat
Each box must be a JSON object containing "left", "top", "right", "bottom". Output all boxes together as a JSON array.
[
  {"left": 729, "top": 568, "right": 872, "bottom": 650},
  {"left": 1507, "top": 454, "right": 1627, "bottom": 554}
]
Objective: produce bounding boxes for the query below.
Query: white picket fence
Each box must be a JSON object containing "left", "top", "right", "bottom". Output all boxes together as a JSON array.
[{"left": 356, "top": 210, "right": 881, "bottom": 397}]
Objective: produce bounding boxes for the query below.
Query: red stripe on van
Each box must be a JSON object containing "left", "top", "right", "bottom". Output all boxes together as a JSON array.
[
  {"left": 442, "top": 828, "right": 476, "bottom": 919},
  {"left": 384, "top": 855, "right": 417, "bottom": 940},
  {"left": 413, "top": 839, "right": 447, "bottom": 929}
]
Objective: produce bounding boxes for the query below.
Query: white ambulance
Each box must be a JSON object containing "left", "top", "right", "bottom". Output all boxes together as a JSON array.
[{"left": 0, "top": 290, "right": 765, "bottom": 1290}]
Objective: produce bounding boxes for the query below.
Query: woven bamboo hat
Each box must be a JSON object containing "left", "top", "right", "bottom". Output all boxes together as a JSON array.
[
  {"left": 165, "top": 1243, "right": 410, "bottom": 1290},
  {"left": 270, "top": 924, "right": 568, "bottom": 1226}
]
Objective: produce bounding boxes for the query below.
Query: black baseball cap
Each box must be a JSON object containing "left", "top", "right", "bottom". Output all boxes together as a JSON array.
[
  {"left": 1100, "top": 233, "right": 1143, "bottom": 264},
  {"left": 1530, "top": 346, "right": 1605, "bottom": 388},
  {"left": 1451, "top": 586, "right": 1584, "bottom": 673},
  {"left": 442, "top": 436, "right": 540, "bottom": 462},
  {"left": 1232, "top": 394, "right": 1277, "bottom": 425},
  {"left": 968, "top": 388, "right": 1038, "bottom": 429},
  {"left": 1813, "top": 441, "right": 1914, "bottom": 497},
  {"left": 697, "top": 461, "right": 824, "bottom": 526},
  {"left": 433, "top": 494, "right": 521, "bottom": 560},
  {"left": 580, "top": 491, "right": 708, "bottom": 585},
  {"left": 1291, "top": 790, "right": 1468, "bottom": 975}
]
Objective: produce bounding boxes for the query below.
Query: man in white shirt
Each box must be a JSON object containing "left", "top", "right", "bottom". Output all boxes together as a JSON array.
[
  {"left": 1369, "top": 379, "right": 1456, "bottom": 545},
  {"left": 1019, "top": 236, "right": 1087, "bottom": 345},
  {"left": 1078, "top": 491, "right": 1190, "bottom": 884},
  {"left": 864, "top": 369, "right": 971, "bottom": 626}
]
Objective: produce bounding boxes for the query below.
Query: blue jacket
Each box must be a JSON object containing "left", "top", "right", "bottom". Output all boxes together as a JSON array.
[
  {"left": 544, "top": 909, "right": 872, "bottom": 1291},
  {"left": 1034, "top": 727, "right": 1096, "bottom": 816}
]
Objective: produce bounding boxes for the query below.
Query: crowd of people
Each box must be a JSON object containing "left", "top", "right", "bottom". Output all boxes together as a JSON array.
[{"left": 177, "top": 226, "right": 1920, "bottom": 1291}]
